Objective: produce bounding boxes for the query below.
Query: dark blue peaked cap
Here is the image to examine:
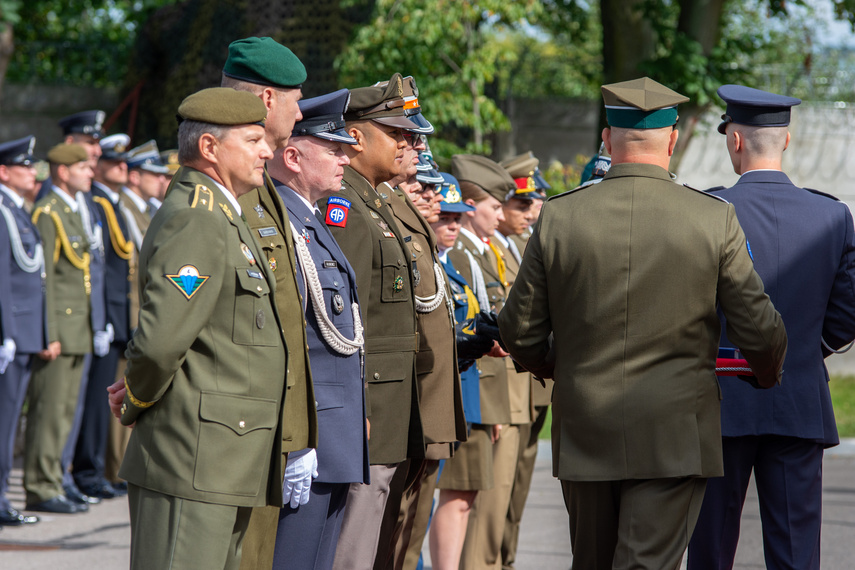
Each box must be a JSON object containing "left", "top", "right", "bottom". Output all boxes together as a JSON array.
[
  {"left": 58, "top": 110, "right": 106, "bottom": 138},
  {"left": 292, "top": 89, "right": 357, "bottom": 145},
  {"left": 717, "top": 85, "right": 801, "bottom": 134},
  {"left": 0, "top": 136, "right": 37, "bottom": 166}
]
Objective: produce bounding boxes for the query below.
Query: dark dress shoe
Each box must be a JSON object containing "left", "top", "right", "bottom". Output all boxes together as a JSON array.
[
  {"left": 64, "top": 484, "right": 101, "bottom": 505},
  {"left": 26, "top": 496, "right": 86, "bottom": 514},
  {"left": 110, "top": 481, "right": 128, "bottom": 494},
  {"left": 79, "top": 481, "right": 119, "bottom": 500},
  {"left": 0, "top": 508, "right": 40, "bottom": 526}
]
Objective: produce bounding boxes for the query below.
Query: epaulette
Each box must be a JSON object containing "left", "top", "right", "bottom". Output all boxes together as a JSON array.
[
  {"left": 545, "top": 183, "right": 593, "bottom": 201},
  {"left": 683, "top": 183, "right": 728, "bottom": 203},
  {"left": 804, "top": 187, "right": 840, "bottom": 201},
  {"left": 189, "top": 184, "right": 215, "bottom": 211}
]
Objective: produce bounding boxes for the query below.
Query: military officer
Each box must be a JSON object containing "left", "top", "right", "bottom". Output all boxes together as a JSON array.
[
  {"left": 70, "top": 134, "right": 133, "bottom": 500},
  {"left": 498, "top": 77, "right": 788, "bottom": 569},
  {"left": 316, "top": 75, "right": 424, "bottom": 570},
  {"left": 688, "top": 86, "right": 855, "bottom": 570},
  {"left": 215, "top": 37, "right": 318, "bottom": 570},
  {"left": 103, "top": 88, "right": 286, "bottom": 569},
  {"left": 0, "top": 136, "right": 44, "bottom": 526},
  {"left": 124, "top": 140, "right": 170, "bottom": 220},
  {"left": 497, "top": 151, "right": 551, "bottom": 570},
  {"left": 24, "top": 143, "right": 97, "bottom": 514},
  {"left": 265, "top": 89, "right": 369, "bottom": 570},
  {"left": 35, "top": 110, "right": 106, "bottom": 202}
]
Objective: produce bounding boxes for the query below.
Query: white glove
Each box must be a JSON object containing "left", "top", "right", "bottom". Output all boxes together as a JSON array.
[
  {"left": 282, "top": 448, "right": 318, "bottom": 509},
  {"left": 105, "top": 323, "right": 115, "bottom": 344},
  {"left": 93, "top": 329, "right": 111, "bottom": 357},
  {"left": 0, "top": 338, "right": 16, "bottom": 374}
]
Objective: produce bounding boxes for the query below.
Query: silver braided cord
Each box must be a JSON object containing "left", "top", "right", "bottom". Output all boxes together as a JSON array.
[
  {"left": 75, "top": 191, "right": 104, "bottom": 254},
  {"left": 290, "top": 222, "right": 364, "bottom": 355},
  {"left": 0, "top": 202, "right": 44, "bottom": 273},
  {"left": 464, "top": 249, "right": 490, "bottom": 311},
  {"left": 414, "top": 262, "right": 446, "bottom": 313},
  {"left": 822, "top": 336, "right": 855, "bottom": 354},
  {"left": 120, "top": 201, "right": 144, "bottom": 250}
]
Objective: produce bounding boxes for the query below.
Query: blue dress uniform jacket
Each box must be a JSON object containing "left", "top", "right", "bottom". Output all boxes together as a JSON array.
[
  {"left": 0, "top": 187, "right": 46, "bottom": 510},
  {"left": 91, "top": 182, "right": 133, "bottom": 342},
  {"left": 713, "top": 171, "right": 855, "bottom": 445},
  {"left": 278, "top": 183, "right": 369, "bottom": 485},
  {"left": 442, "top": 257, "right": 481, "bottom": 425}
]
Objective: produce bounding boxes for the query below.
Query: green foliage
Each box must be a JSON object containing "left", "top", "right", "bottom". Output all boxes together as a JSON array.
[
  {"left": 336, "top": 0, "right": 543, "bottom": 156},
  {"left": 830, "top": 374, "right": 855, "bottom": 437},
  {"left": 7, "top": 0, "right": 179, "bottom": 86},
  {"left": 0, "top": 0, "right": 23, "bottom": 26}
]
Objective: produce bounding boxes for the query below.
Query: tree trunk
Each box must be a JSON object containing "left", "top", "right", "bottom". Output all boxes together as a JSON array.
[{"left": 0, "top": 24, "right": 14, "bottom": 113}]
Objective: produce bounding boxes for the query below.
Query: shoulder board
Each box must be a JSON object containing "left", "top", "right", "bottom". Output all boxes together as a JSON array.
[
  {"left": 189, "top": 184, "right": 215, "bottom": 211},
  {"left": 804, "top": 188, "right": 840, "bottom": 201},
  {"left": 545, "top": 184, "right": 592, "bottom": 201},
  {"left": 683, "top": 183, "right": 729, "bottom": 203},
  {"left": 705, "top": 185, "right": 727, "bottom": 193}
]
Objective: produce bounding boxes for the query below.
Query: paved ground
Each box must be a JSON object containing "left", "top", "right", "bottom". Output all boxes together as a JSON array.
[{"left": 2, "top": 441, "right": 855, "bottom": 569}]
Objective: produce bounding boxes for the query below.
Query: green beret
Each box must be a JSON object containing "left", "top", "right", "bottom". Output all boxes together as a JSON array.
[
  {"left": 451, "top": 154, "right": 517, "bottom": 203},
  {"left": 223, "top": 37, "right": 306, "bottom": 89},
  {"left": 345, "top": 73, "right": 420, "bottom": 130},
  {"left": 178, "top": 88, "right": 267, "bottom": 126},
  {"left": 47, "top": 143, "right": 88, "bottom": 166},
  {"left": 602, "top": 77, "right": 689, "bottom": 129}
]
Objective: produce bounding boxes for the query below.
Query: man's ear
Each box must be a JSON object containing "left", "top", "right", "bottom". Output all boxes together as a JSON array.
[
  {"left": 282, "top": 146, "right": 301, "bottom": 172},
  {"left": 784, "top": 131, "right": 791, "bottom": 152},
  {"left": 602, "top": 127, "right": 612, "bottom": 155},
  {"left": 349, "top": 126, "right": 367, "bottom": 153},
  {"left": 198, "top": 133, "right": 218, "bottom": 163},
  {"left": 260, "top": 87, "right": 276, "bottom": 112},
  {"left": 667, "top": 127, "right": 679, "bottom": 156}
]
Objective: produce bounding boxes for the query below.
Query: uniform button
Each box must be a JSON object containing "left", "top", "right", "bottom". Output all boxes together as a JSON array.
[
  {"left": 66, "top": 308, "right": 72, "bottom": 314},
  {"left": 333, "top": 281, "right": 339, "bottom": 286},
  {"left": 72, "top": 242, "right": 79, "bottom": 249},
  {"left": 239, "top": 420, "right": 246, "bottom": 429},
  {"left": 373, "top": 372, "right": 380, "bottom": 379},
  {"left": 270, "top": 242, "right": 275, "bottom": 248},
  {"left": 315, "top": 401, "right": 319, "bottom": 408},
  {"left": 256, "top": 286, "right": 262, "bottom": 292}
]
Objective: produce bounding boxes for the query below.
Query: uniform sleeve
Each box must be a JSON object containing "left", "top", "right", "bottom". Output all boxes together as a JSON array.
[
  {"left": 821, "top": 204, "right": 855, "bottom": 355},
  {"left": 0, "top": 216, "right": 14, "bottom": 340},
  {"left": 323, "top": 200, "right": 374, "bottom": 327},
  {"left": 121, "top": 208, "right": 225, "bottom": 424},
  {"left": 34, "top": 211, "right": 59, "bottom": 344},
  {"left": 716, "top": 203, "right": 788, "bottom": 388},
  {"left": 497, "top": 215, "right": 554, "bottom": 379}
]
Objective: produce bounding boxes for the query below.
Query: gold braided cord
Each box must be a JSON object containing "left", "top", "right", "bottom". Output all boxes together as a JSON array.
[
  {"left": 487, "top": 240, "right": 508, "bottom": 287},
  {"left": 93, "top": 196, "right": 133, "bottom": 260},
  {"left": 124, "top": 377, "right": 155, "bottom": 409},
  {"left": 32, "top": 208, "right": 92, "bottom": 296},
  {"left": 463, "top": 284, "right": 480, "bottom": 319}
]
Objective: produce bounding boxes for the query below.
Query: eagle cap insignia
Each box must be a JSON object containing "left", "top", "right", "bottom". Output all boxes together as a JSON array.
[{"left": 166, "top": 265, "right": 210, "bottom": 300}]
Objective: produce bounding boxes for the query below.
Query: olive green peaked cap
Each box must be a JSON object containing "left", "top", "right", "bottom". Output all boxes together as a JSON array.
[
  {"left": 222, "top": 37, "right": 306, "bottom": 89},
  {"left": 451, "top": 154, "right": 517, "bottom": 203},
  {"left": 47, "top": 143, "right": 88, "bottom": 166},
  {"left": 602, "top": 77, "right": 689, "bottom": 129},
  {"left": 345, "top": 73, "right": 420, "bottom": 130},
  {"left": 178, "top": 88, "right": 267, "bottom": 126}
]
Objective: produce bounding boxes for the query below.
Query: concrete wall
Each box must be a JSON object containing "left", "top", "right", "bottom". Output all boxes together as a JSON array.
[{"left": 0, "top": 84, "right": 119, "bottom": 157}]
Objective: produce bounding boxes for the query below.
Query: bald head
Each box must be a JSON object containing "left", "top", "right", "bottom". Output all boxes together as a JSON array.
[{"left": 603, "top": 125, "right": 679, "bottom": 170}]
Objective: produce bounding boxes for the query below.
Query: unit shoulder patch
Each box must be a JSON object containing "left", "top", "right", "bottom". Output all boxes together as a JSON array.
[{"left": 165, "top": 265, "right": 210, "bottom": 300}]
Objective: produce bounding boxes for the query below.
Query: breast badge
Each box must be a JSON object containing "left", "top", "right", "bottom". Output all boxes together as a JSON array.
[
  {"left": 332, "top": 293, "right": 344, "bottom": 315},
  {"left": 165, "top": 265, "right": 210, "bottom": 300},
  {"left": 240, "top": 243, "right": 256, "bottom": 265},
  {"left": 393, "top": 275, "right": 404, "bottom": 293},
  {"left": 269, "top": 257, "right": 277, "bottom": 271}
]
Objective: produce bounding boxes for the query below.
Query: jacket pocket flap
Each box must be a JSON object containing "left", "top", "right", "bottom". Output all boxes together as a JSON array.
[
  {"left": 199, "top": 391, "right": 278, "bottom": 435},
  {"left": 235, "top": 267, "right": 269, "bottom": 298}
]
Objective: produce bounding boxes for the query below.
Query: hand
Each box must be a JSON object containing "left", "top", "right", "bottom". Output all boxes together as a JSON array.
[
  {"left": 0, "top": 338, "right": 16, "bottom": 374},
  {"left": 282, "top": 448, "right": 318, "bottom": 509},
  {"left": 107, "top": 379, "right": 126, "bottom": 419},
  {"left": 490, "top": 424, "right": 503, "bottom": 444},
  {"left": 93, "top": 329, "right": 111, "bottom": 357},
  {"left": 487, "top": 341, "right": 509, "bottom": 358},
  {"left": 38, "top": 341, "right": 61, "bottom": 361}
]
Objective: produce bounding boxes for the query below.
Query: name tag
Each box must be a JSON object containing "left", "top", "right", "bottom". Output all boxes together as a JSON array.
[
  {"left": 247, "top": 269, "right": 264, "bottom": 279},
  {"left": 323, "top": 260, "right": 338, "bottom": 269},
  {"left": 258, "top": 227, "right": 278, "bottom": 237},
  {"left": 403, "top": 236, "right": 412, "bottom": 242}
]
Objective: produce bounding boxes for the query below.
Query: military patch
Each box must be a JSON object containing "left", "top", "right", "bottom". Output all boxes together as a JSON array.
[
  {"left": 377, "top": 221, "right": 389, "bottom": 231},
  {"left": 165, "top": 265, "right": 210, "bottom": 300},
  {"left": 269, "top": 257, "right": 277, "bottom": 271},
  {"left": 369, "top": 211, "right": 380, "bottom": 219},
  {"left": 393, "top": 275, "right": 404, "bottom": 292},
  {"left": 219, "top": 203, "right": 233, "bottom": 221},
  {"left": 375, "top": 199, "right": 382, "bottom": 209},
  {"left": 246, "top": 269, "right": 263, "bottom": 279},
  {"left": 258, "top": 227, "right": 278, "bottom": 237},
  {"left": 241, "top": 243, "right": 256, "bottom": 265},
  {"left": 325, "top": 196, "right": 351, "bottom": 227},
  {"left": 383, "top": 231, "right": 395, "bottom": 239},
  {"left": 379, "top": 192, "right": 389, "bottom": 199},
  {"left": 332, "top": 293, "right": 344, "bottom": 315}
]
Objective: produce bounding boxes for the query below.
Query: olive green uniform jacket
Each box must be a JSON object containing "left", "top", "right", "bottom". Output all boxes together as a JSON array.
[
  {"left": 385, "top": 185, "right": 467, "bottom": 451},
  {"left": 320, "top": 166, "right": 423, "bottom": 464},
  {"left": 119, "top": 167, "right": 289, "bottom": 508},
  {"left": 498, "top": 163, "right": 788, "bottom": 481}
]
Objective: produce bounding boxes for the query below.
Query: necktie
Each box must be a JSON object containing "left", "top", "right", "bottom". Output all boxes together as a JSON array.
[{"left": 314, "top": 209, "right": 326, "bottom": 226}]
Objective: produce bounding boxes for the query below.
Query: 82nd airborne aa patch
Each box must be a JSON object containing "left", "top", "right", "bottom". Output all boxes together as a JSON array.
[
  {"left": 166, "top": 265, "right": 210, "bottom": 300},
  {"left": 325, "top": 196, "right": 351, "bottom": 228}
]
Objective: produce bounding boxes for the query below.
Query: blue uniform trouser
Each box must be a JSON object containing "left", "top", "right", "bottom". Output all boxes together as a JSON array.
[
  {"left": 688, "top": 435, "right": 824, "bottom": 570},
  {"left": 73, "top": 342, "right": 123, "bottom": 488},
  {"left": 273, "top": 482, "right": 349, "bottom": 570},
  {"left": 0, "top": 353, "right": 33, "bottom": 510}
]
